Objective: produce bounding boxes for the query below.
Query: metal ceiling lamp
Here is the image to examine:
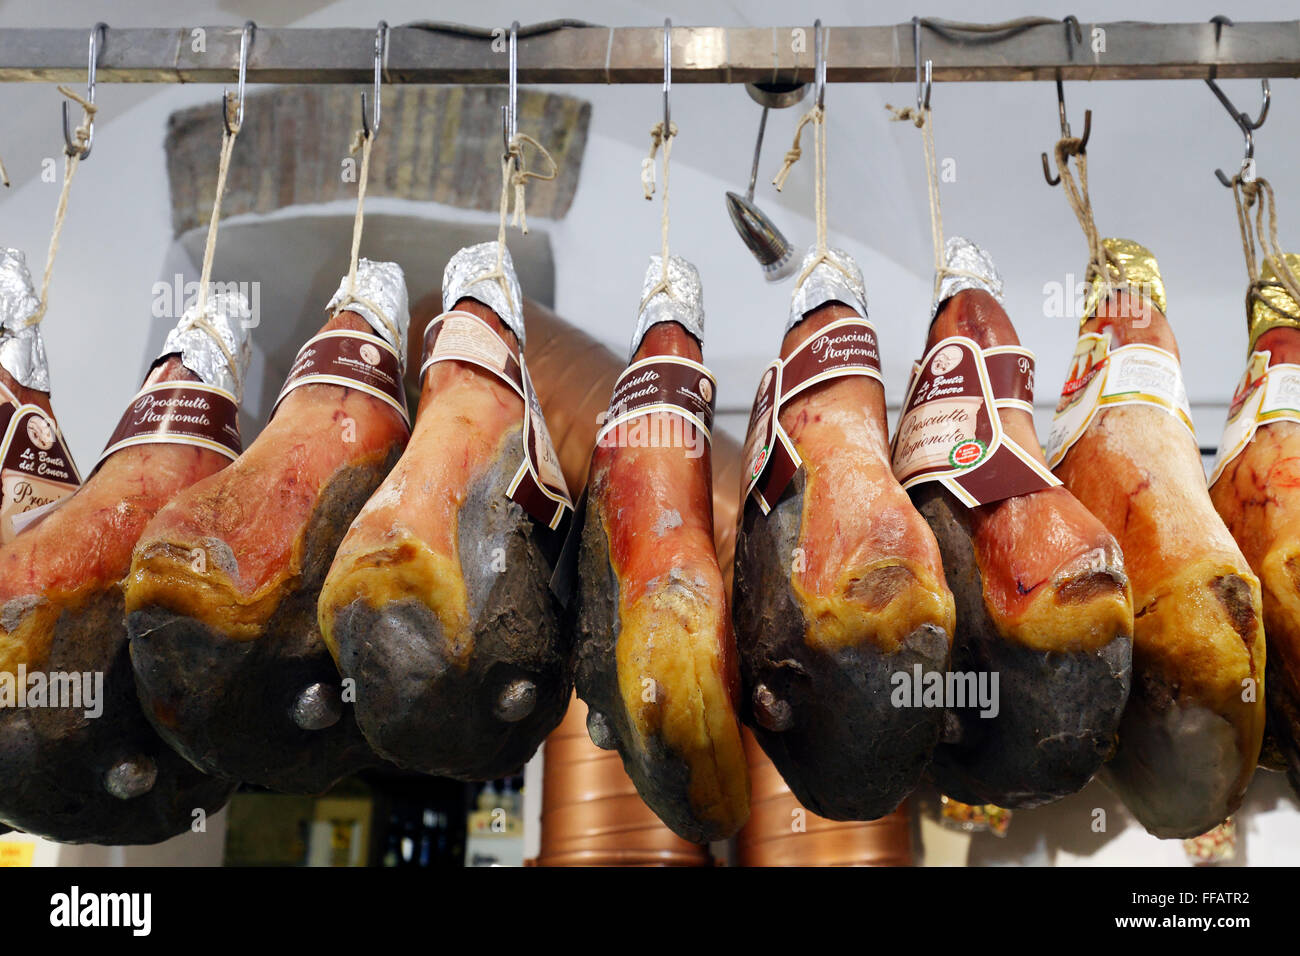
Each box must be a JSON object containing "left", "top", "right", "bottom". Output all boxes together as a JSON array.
[{"left": 724, "top": 81, "right": 807, "bottom": 281}]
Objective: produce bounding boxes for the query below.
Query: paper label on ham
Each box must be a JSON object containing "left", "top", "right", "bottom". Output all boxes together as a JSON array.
[
  {"left": 892, "top": 336, "right": 1058, "bottom": 508},
  {"left": 742, "top": 318, "right": 882, "bottom": 513},
  {"left": 0, "top": 399, "right": 81, "bottom": 542},
  {"left": 273, "top": 329, "right": 410, "bottom": 427},
  {"left": 94, "top": 381, "right": 242, "bottom": 473},
  {"left": 1210, "top": 349, "right": 1300, "bottom": 484},
  {"left": 595, "top": 356, "right": 717, "bottom": 449},
  {"left": 421, "top": 311, "right": 524, "bottom": 389},
  {"left": 1046, "top": 329, "right": 1195, "bottom": 468},
  {"left": 422, "top": 310, "right": 572, "bottom": 529}
]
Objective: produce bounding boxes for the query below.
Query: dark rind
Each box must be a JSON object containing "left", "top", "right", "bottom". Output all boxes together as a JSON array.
[
  {"left": 572, "top": 486, "right": 716, "bottom": 844},
  {"left": 1263, "top": 652, "right": 1300, "bottom": 796},
  {"left": 733, "top": 470, "right": 951, "bottom": 821},
  {"left": 1101, "top": 677, "right": 1241, "bottom": 839},
  {"left": 1102, "top": 573, "right": 1257, "bottom": 838},
  {"left": 913, "top": 484, "right": 1132, "bottom": 808},
  {"left": 0, "top": 588, "right": 235, "bottom": 844},
  {"left": 328, "top": 424, "right": 570, "bottom": 780},
  {"left": 128, "top": 449, "right": 402, "bottom": 794}
]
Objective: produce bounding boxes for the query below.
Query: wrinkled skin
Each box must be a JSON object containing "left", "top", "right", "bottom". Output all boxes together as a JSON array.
[
  {"left": 126, "top": 311, "right": 408, "bottom": 793},
  {"left": 318, "top": 298, "right": 568, "bottom": 780},
  {"left": 917, "top": 289, "right": 1133, "bottom": 808},
  {"left": 1054, "top": 289, "right": 1266, "bottom": 839},
  {"left": 733, "top": 300, "right": 956, "bottom": 821},
  {"left": 1210, "top": 325, "right": 1300, "bottom": 797},
  {"left": 0, "top": 356, "right": 236, "bottom": 843},
  {"left": 575, "top": 320, "right": 750, "bottom": 844}
]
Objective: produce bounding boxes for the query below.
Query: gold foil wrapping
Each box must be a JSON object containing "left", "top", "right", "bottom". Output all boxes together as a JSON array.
[
  {"left": 1247, "top": 252, "right": 1300, "bottom": 350},
  {"left": 1083, "top": 238, "right": 1167, "bottom": 325}
]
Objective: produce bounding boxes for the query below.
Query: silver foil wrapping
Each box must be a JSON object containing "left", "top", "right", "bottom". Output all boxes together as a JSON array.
[
  {"left": 160, "top": 291, "right": 254, "bottom": 402},
  {"left": 630, "top": 255, "right": 705, "bottom": 357},
  {"left": 787, "top": 245, "right": 869, "bottom": 332},
  {"left": 328, "top": 258, "right": 411, "bottom": 364},
  {"left": 443, "top": 241, "right": 526, "bottom": 347},
  {"left": 931, "top": 235, "right": 1004, "bottom": 322},
  {"left": 0, "top": 248, "right": 50, "bottom": 393}
]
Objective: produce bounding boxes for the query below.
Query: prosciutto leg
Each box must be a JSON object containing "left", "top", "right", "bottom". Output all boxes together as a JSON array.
[{"left": 1051, "top": 240, "right": 1265, "bottom": 837}]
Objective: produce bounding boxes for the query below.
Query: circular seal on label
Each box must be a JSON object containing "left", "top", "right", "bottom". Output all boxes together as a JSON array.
[
  {"left": 930, "top": 344, "right": 964, "bottom": 376},
  {"left": 699, "top": 377, "right": 713, "bottom": 404},
  {"left": 27, "top": 415, "right": 55, "bottom": 451},
  {"left": 750, "top": 445, "right": 769, "bottom": 480},
  {"left": 359, "top": 343, "right": 382, "bottom": 366},
  {"left": 950, "top": 438, "right": 986, "bottom": 469}
]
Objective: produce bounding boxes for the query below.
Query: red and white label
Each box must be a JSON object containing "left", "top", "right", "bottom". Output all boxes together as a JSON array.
[
  {"left": 1045, "top": 329, "right": 1194, "bottom": 468},
  {"left": 595, "top": 355, "right": 717, "bottom": 449},
  {"left": 422, "top": 310, "right": 572, "bottom": 529},
  {"left": 0, "top": 399, "right": 81, "bottom": 542},
  {"left": 95, "top": 380, "right": 242, "bottom": 473},
  {"left": 273, "top": 329, "right": 410, "bottom": 427},
  {"left": 1210, "top": 349, "right": 1300, "bottom": 485},
  {"left": 892, "top": 337, "right": 1058, "bottom": 508},
  {"left": 743, "top": 317, "right": 882, "bottom": 514}
]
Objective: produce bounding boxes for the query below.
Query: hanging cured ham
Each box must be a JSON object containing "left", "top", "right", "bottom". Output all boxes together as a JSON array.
[
  {"left": 126, "top": 260, "right": 411, "bottom": 793},
  {"left": 0, "top": 286, "right": 249, "bottom": 843},
  {"left": 1209, "top": 253, "right": 1300, "bottom": 797},
  {"left": 732, "top": 246, "right": 956, "bottom": 820},
  {"left": 574, "top": 256, "right": 749, "bottom": 844},
  {"left": 1046, "top": 239, "right": 1266, "bottom": 838},
  {"left": 318, "top": 244, "right": 572, "bottom": 780},
  {"left": 894, "top": 237, "right": 1133, "bottom": 808}
]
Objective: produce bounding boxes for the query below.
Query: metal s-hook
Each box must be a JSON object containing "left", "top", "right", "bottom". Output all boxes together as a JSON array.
[
  {"left": 1040, "top": 76, "right": 1092, "bottom": 186},
  {"left": 813, "top": 19, "right": 826, "bottom": 109},
  {"left": 1206, "top": 15, "right": 1270, "bottom": 187},
  {"left": 1206, "top": 77, "right": 1271, "bottom": 187},
  {"left": 500, "top": 21, "right": 519, "bottom": 163},
  {"left": 912, "top": 17, "right": 931, "bottom": 111},
  {"left": 360, "top": 21, "right": 387, "bottom": 139},
  {"left": 222, "top": 21, "right": 255, "bottom": 134},
  {"left": 62, "top": 22, "right": 106, "bottom": 159},
  {"left": 662, "top": 18, "right": 672, "bottom": 130}
]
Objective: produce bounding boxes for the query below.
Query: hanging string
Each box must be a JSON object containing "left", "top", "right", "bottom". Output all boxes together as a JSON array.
[
  {"left": 885, "top": 103, "right": 998, "bottom": 298},
  {"left": 638, "top": 119, "right": 676, "bottom": 310},
  {"left": 178, "top": 90, "right": 243, "bottom": 384},
  {"left": 772, "top": 103, "right": 854, "bottom": 292},
  {"left": 19, "top": 85, "right": 97, "bottom": 330},
  {"left": 1052, "top": 135, "right": 1128, "bottom": 306},
  {"left": 472, "top": 131, "right": 558, "bottom": 317},
  {"left": 1233, "top": 174, "right": 1300, "bottom": 323},
  {"left": 329, "top": 123, "right": 400, "bottom": 346}
]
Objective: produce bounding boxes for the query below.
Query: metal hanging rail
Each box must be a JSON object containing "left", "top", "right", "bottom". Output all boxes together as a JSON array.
[{"left": 0, "top": 21, "right": 1297, "bottom": 85}]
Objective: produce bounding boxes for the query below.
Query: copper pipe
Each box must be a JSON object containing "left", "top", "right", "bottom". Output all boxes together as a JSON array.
[
  {"left": 737, "top": 730, "right": 914, "bottom": 866},
  {"left": 532, "top": 694, "right": 714, "bottom": 867}
]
